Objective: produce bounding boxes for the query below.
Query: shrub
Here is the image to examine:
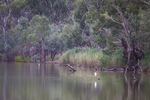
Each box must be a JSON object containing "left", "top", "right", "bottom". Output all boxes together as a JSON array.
[
  {"left": 111, "top": 50, "right": 124, "bottom": 67},
  {"left": 0, "top": 54, "right": 7, "bottom": 61},
  {"left": 15, "top": 56, "right": 30, "bottom": 62}
]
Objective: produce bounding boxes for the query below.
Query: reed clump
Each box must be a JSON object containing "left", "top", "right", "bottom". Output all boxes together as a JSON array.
[{"left": 60, "top": 47, "right": 124, "bottom": 68}]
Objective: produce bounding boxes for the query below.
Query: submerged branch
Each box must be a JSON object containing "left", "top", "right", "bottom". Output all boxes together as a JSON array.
[{"left": 63, "top": 64, "right": 76, "bottom": 72}]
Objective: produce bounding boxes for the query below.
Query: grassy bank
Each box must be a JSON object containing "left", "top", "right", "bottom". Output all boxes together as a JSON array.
[
  {"left": 60, "top": 47, "right": 124, "bottom": 68},
  {"left": 2, "top": 47, "right": 149, "bottom": 69}
]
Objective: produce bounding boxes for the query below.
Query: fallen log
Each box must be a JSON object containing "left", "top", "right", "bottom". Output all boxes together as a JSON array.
[{"left": 63, "top": 64, "right": 76, "bottom": 72}]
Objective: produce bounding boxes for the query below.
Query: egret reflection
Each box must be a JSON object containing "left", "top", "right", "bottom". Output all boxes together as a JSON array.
[{"left": 94, "top": 81, "right": 97, "bottom": 88}]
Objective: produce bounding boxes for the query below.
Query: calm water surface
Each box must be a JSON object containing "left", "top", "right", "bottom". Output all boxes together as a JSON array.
[{"left": 0, "top": 63, "right": 150, "bottom": 100}]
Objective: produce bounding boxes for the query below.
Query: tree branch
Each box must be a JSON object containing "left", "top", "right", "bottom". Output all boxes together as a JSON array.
[
  {"left": 141, "top": 0, "right": 150, "bottom": 6},
  {"left": 109, "top": 15, "right": 121, "bottom": 25},
  {"left": 112, "top": 4, "right": 131, "bottom": 37}
]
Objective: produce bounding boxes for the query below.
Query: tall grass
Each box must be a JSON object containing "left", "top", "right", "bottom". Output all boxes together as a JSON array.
[
  {"left": 60, "top": 47, "right": 103, "bottom": 67},
  {"left": 60, "top": 47, "right": 124, "bottom": 67}
]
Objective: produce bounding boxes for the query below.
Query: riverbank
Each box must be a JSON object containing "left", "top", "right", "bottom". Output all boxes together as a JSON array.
[
  {"left": 1, "top": 47, "right": 150, "bottom": 73},
  {"left": 61, "top": 48, "right": 150, "bottom": 66},
  {"left": 59, "top": 47, "right": 150, "bottom": 73}
]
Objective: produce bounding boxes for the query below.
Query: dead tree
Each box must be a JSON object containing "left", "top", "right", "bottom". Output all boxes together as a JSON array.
[{"left": 110, "top": 3, "right": 144, "bottom": 73}]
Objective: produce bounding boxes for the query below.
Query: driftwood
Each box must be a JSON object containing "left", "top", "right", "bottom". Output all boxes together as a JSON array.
[
  {"left": 63, "top": 64, "right": 76, "bottom": 72},
  {"left": 64, "top": 64, "right": 77, "bottom": 72}
]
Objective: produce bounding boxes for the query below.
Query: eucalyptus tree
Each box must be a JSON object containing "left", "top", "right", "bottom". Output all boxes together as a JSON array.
[
  {"left": 60, "top": 21, "right": 84, "bottom": 48},
  {"left": 75, "top": 0, "right": 150, "bottom": 71},
  {"left": 0, "top": 0, "right": 12, "bottom": 61},
  {"left": 0, "top": 0, "right": 28, "bottom": 61},
  {"left": 26, "top": 15, "right": 51, "bottom": 62},
  {"left": 27, "top": 0, "right": 70, "bottom": 23},
  {"left": 134, "top": 8, "right": 150, "bottom": 54},
  {"left": 8, "top": 17, "right": 29, "bottom": 58},
  {"left": 46, "top": 35, "right": 65, "bottom": 61},
  {"left": 102, "top": 0, "right": 149, "bottom": 71},
  {"left": 74, "top": 0, "right": 91, "bottom": 46}
]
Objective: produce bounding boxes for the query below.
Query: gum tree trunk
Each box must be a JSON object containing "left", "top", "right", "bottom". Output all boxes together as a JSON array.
[
  {"left": 40, "top": 37, "right": 46, "bottom": 63},
  {"left": 2, "top": 7, "right": 11, "bottom": 61},
  {"left": 112, "top": 4, "right": 133, "bottom": 70},
  {"left": 112, "top": 3, "right": 144, "bottom": 73}
]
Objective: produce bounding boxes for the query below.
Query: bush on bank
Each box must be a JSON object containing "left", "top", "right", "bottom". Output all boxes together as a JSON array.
[{"left": 15, "top": 56, "right": 30, "bottom": 62}]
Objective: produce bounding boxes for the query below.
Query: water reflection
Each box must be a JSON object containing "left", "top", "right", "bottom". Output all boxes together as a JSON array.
[
  {"left": 2, "top": 65, "right": 7, "bottom": 100},
  {"left": 94, "top": 81, "right": 97, "bottom": 88},
  {"left": 94, "top": 71, "right": 97, "bottom": 89},
  {"left": 0, "top": 63, "right": 150, "bottom": 100},
  {"left": 123, "top": 73, "right": 143, "bottom": 100}
]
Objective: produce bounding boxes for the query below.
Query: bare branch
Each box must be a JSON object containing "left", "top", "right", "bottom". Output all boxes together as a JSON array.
[
  {"left": 108, "top": 15, "right": 121, "bottom": 25},
  {"left": 80, "top": 12, "right": 88, "bottom": 23},
  {"left": 4, "top": 9, "right": 11, "bottom": 25},
  {"left": 141, "top": 0, "right": 150, "bottom": 6},
  {"left": 112, "top": 4, "right": 131, "bottom": 37}
]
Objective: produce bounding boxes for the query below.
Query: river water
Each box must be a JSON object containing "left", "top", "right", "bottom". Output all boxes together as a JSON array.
[{"left": 0, "top": 63, "right": 150, "bottom": 100}]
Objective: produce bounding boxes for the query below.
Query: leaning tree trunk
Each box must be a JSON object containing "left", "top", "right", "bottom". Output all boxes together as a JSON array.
[{"left": 113, "top": 4, "right": 132, "bottom": 67}]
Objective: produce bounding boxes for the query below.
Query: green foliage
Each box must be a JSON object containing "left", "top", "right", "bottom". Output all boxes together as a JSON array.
[
  {"left": 27, "top": 0, "right": 69, "bottom": 22},
  {"left": 0, "top": 0, "right": 150, "bottom": 66},
  {"left": 61, "top": 47, "right": 124, "bottom": 67},
  {"left": 15, "top": 56, "right": 30, "bottom": 62},
  {"left": 100, "top": 55, "right": 111, "bottom": 67},
  {"left": 7, "top": 17, "right": 29, "bottom": 54},
  {"left": 111, "top": 50, "right": 124, "bottom": 66},
  {"left": 29, "top": 15, "right": 50, "bottom": 35},
  {"left": 61, "top": 47, "right": 103, "bottom": 67},
  {"left": 61, "top": 22, "right": 84, "bottom": 48},
  {"left": 26, "top": 15, "right": 51, "bottom": 45},
  {"left": 138, "top": 9, "right": 150, "bottom": 54},
  {"left": 15, "top": 56, "right": 24, "bottom": 62},
  {"left": 0, "top": 54, "right": 6, "bottom": 61},
  {"left": 11, "top": 0, "right": 27, "bottom": 16},
  {"left": 100, "top": 50, "right": 124, "bottom": 67},
  {"left": 74, "top": 0, "right": 87, "bottom": 23},
  {"left": 46, "top": 35, "right": 65, "bottom": 53},
  {"left": 18, "top": 16, "right": 29, "bottom": 29}
]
